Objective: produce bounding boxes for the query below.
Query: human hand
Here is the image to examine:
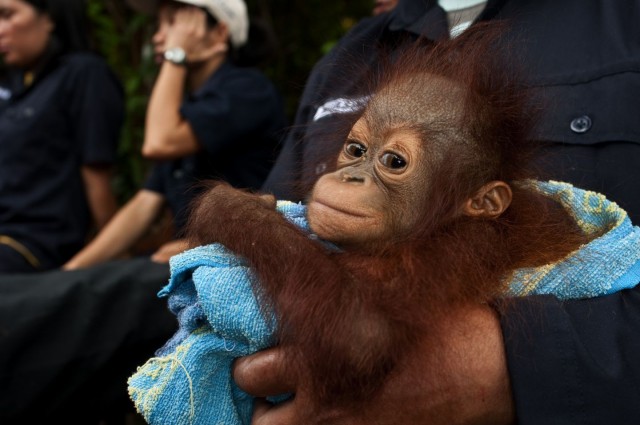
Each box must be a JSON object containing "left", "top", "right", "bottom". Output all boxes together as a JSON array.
[
  {"left": 151, "top": 238, "right": 189, "bottom": 263},
  {"left": 164, "top": 6, "right": 227, "bottom": 63},
  {"left": 233, "top": 306, "right": 516, "bottom": 425}
]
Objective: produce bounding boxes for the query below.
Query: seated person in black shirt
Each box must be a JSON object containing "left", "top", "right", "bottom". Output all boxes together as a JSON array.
[
  {"left": 0, "top": 0, "right": 123, "bottom": 273},
  {"left": 236, "top": 1, "right": 640, "bottom": 424},
  {"left": 64, "top": 0, "right": 287, "bottom": 270}
]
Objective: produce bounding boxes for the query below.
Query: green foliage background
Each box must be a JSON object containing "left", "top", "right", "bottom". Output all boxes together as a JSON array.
[{"left": 86, "top": 0, "right": 373, "bottom": 202}]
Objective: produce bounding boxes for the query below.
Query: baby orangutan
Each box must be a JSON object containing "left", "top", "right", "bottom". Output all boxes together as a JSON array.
[{"left": 184, "top": 23, "right": 589, "bottom": 410}]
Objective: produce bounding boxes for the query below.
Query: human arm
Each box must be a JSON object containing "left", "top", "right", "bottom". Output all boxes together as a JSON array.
[
  {"left": 141, "top": 58, "right": 196, "bottom": 159},
  {"left": 142, "top": 6, "right": 227, "bottom": 160},
  {"left": 233, "top": 305, "right": 515, "bottom": 425},
  {"left": 63, "top": 190, "right": 166, "bottom": 270},
  {"left": 150, "top": 238, "right": 189, "bottom": 263},
  {"left": 81, "top": 165, "right": 118, "bottom": 230}
]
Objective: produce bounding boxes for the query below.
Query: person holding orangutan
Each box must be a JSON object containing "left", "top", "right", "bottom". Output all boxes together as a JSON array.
[
  {"left": 236, "top": 1, "right": 640, "bottom": 424},
  {"left": 127, "top": 23, "right": 640, "bottom": 425}
]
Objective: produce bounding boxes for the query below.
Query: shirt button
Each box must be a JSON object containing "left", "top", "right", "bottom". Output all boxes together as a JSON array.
[
  {"left": 570, "top": 115, "right": 592, "bottom": 134},
  {"left": 173, "top": 169, "right": 184, "bottom": 179}
]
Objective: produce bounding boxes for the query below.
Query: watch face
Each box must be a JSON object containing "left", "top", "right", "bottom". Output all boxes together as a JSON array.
[{"left": 165, "top": 47, "right": 186, "bottom": 64}]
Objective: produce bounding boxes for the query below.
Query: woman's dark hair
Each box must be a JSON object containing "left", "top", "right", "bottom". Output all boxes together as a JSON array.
[
  {"left": 24, "top": 0, "right": 91, "bottom": 52},
  {"left": 203, "top": 8, "right": 218, "bottom": 28}
]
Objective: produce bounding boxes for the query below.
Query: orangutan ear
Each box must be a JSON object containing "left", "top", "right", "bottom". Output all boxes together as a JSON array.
[{"left": 462, "top": 181, "right": 512, "bottom": 219}]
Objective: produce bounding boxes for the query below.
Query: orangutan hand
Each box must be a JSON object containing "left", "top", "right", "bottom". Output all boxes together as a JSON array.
[
  {"left": 233, "top": 305, "right": 516, "bottom": 425},
  {"left": 185, "top": 182, "right": 279, "bottom": 249}
]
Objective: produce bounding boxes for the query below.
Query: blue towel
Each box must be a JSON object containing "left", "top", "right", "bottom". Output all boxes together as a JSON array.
[
  {"left": 128, "top": 201, "right": 306, "bottom": 425},
  {"left": 129, "top": 182, "right": 640, "bottom": 424},
  {"left": 507, "top": 180, "right": 640, "bottom": 299}
]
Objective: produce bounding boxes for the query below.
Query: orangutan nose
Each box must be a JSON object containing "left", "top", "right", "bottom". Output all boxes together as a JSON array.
[{"left": 340, "top": 170, "right": 367, "bottom": 183}]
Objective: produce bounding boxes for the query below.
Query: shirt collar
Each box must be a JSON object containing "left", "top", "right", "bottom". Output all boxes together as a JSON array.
[{"left": 389, "top": 0, "right": 448, "bottom": 40}]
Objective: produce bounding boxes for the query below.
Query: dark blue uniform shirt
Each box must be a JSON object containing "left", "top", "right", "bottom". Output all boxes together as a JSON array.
[
  {"left": 261, "top": 1, "right": 640, "bottom": 423},
  {"left": 0, "top": 52, "right": 124, "bottom": 269},
  {"left": 263, "top": 0, "right": 640, "bottom": 224},
  {"left": 144, "top": 60, "right": 286, "bottom": 234}
]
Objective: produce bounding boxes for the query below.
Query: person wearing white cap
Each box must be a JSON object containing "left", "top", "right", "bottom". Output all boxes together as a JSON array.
[
  {"left": 64, "top": 0, "right": 286, "bottom": 270},
  {"left": 128, "top": 0, "right": 249, "bottom": 49}
]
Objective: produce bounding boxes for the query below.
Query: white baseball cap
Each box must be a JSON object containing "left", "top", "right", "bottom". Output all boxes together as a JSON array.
[{"left": 128, "top": 0, "right": 249, "bottom": 48}]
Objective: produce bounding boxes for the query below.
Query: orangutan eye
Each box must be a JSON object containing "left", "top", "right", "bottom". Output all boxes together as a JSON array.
[
  {"left": 379, "top": 152, "right": 407, "bottom": 170},
  {"left": 345, "top": 141, "right": 367, "bottom": 158}
]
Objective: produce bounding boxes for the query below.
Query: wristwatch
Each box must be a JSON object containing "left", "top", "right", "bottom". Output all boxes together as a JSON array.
[{"left": 164, "top": 47, "right": 187, "bottom": 66}]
